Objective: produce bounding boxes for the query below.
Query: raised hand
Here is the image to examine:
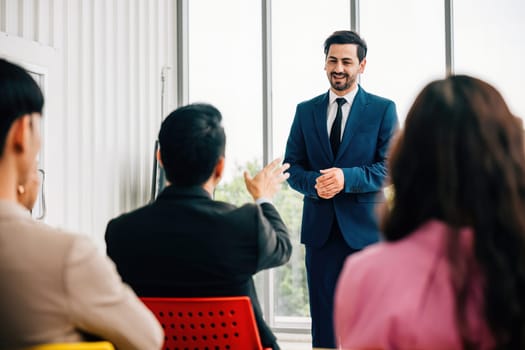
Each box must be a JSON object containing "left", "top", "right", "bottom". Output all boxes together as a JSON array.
[{"left": 244, "top": 157, "right": 290, "bottom": 201}]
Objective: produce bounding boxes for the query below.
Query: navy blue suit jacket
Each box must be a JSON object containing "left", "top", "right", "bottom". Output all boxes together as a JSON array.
[{"left": 284, "top": 86, "right": 398, "bottom": 249}]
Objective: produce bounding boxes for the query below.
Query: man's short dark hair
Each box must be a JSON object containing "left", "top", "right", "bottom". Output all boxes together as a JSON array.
[
  {"left": 158, "top": 103, "right": 226, "bottom": 187},
  {"left": 324, "top": 30, "right": 368, "bottom": 62},
  {"left": 0, "top": 58, "right": 44, "bottom": 156}
]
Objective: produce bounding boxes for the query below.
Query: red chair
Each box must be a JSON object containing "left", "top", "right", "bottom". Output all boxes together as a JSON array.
[{"left": 141, "top": 296, "right": 272, "bottom": 350}]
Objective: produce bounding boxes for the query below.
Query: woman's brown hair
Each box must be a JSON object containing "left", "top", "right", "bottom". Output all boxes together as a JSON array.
[{"left": 383, "top": 75, "right": 525, "bottom": 349}]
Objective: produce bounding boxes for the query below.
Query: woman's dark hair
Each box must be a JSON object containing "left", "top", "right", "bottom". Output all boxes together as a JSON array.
[
  {"left": 158, "top": 103, "right": 226, "bottom": 187},
  {"left": 0, "top": 58, "right": 44, "bottom": 155},
  {"left": 383, "top": 75, "right": 525, "bottom": 349}
]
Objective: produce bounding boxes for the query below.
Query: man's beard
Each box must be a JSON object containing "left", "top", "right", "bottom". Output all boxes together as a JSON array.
[{"left": 330, "top": 73, "right": 355, "bottom": 91}]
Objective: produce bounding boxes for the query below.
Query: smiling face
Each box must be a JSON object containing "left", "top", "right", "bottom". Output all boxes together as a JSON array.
[{"left": 324, "top": 43, "right": 366, "bottom": 96}]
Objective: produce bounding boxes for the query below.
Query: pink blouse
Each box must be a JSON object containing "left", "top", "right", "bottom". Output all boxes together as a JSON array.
[{"left": 334, "top": 220, "right": 494, "bottom": 350}]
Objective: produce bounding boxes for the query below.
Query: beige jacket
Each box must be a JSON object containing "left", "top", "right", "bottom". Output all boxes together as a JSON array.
[{"left": 0, "top": 200, "right": 163, "bottom": 350}]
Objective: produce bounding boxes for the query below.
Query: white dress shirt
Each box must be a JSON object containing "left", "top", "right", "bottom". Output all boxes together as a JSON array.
[{"left": 327, "top": 86, "right": 359, "bottom": 141}]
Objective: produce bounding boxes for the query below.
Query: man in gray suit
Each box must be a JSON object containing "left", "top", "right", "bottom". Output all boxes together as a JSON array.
[{"left": 0, "top": 58, "right": 163, "bottom": 350}]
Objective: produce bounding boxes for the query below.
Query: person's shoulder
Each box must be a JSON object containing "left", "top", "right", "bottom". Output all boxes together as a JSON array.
[
  {"left": 39, "top": 225, "right": 99, "bottom": 258},
  {"left": 227, "top": 201, "right": 261, "bottom": 217},
  {"left": 200, "top": 198, "right": 240, "bottom": 216},
  {"left": 343, "top": 241, "right": 396, "bottom": 274},
  {"left": 297, "top": 91, "right": 328, "bottom": 107},
  {"left": 6, "top": 217, "right": 96, "bottom": 270},
  {"left": 106, "top": 203, "right": 154, "bottom": 227},
  {"left": 16, "top": 217, "right": 80, "bottom": 244},
  {"left": 343, "top": 235, "right": 424, "bottom": 279},
  {"left": 360, "top": 86, "right": 395, "bottom": 106},
  {"left": 344, "top": 220, "right": 451, "bottom": 278},
  {"left": 219, "top": 202, "right": 274, "bottom": 227},
  {"left": 66, "top": 232, "right": 106, "bottom": 264}
]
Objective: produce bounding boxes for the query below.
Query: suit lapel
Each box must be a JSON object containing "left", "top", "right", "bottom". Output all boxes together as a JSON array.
[
  {"left": 313, "top": 92, "right": 333, "bottom": 161},
  {"left": 337, "top": 86, "right": 367, "bottom": 161}
]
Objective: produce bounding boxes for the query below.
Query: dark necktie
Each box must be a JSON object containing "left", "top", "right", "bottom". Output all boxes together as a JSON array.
[{"left": 330, "top": 97, "right": 347, "bottom": 156}]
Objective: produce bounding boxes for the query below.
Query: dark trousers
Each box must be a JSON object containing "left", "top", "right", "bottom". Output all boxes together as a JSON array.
[{"left": 305, "top": 220, "right": 359, "bottom": 348}]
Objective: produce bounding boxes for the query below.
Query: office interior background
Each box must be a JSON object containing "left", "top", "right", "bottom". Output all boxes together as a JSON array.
[{"left": 1, "top": 0, "right": 524, "bottom": 344}]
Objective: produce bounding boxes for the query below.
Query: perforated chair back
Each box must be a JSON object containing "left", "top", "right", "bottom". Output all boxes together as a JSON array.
[
  {"left": 23, "top": 341, "right": 115, "bottom": 350},
  {"left": 141, "top": 296, "right": 270, "bottom": 350}
]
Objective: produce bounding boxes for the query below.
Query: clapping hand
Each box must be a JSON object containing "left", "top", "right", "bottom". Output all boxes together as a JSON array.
[{"left": 244, "top": 157, "right": 290, "bottom": 201}]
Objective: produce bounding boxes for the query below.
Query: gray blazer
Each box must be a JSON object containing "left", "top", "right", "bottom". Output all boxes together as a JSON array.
[{"left": 0, "top": 200, "right": 163, "bottom": 350}]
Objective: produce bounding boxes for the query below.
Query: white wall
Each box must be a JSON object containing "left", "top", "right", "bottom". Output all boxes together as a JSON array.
[{"left": 0, "top": 0, "right": 178, "bottom": 248}]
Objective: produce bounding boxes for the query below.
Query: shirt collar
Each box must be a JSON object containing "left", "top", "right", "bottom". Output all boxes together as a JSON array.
[
  {"left": 158, "top": 185, "right": 212, "bottom": 200},
  {"left": 329, "top": 85, "right": 359, "bottom": 106}
]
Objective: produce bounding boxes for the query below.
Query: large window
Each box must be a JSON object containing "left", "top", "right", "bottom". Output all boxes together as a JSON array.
[
  {"left": 188, "top": 0, "right": 271, "bottom": 324},
  {"left": 454, "top": 0, "right": 525, "bottom": 121},
  {"left": 271, "top": 0, "right": 351, "bottom": 327},
  {"left": 188, "top": 0, "right": 263, "bottom": 182},
  {"left": 360, "top": 0, "right": 446, "bottom": 123},
  {"left": 186, "top": 0, "right": 525, "bottom": 334}
]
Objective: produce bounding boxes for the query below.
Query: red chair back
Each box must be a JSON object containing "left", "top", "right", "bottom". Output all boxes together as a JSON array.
[{"left": 141, "top": 296, "right": 271, "bottom": 350}]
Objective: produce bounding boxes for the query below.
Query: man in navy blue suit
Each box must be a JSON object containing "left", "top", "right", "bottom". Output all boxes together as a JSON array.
[{"left": 284, "top": 30, "right": 399, "bottom": 348}]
